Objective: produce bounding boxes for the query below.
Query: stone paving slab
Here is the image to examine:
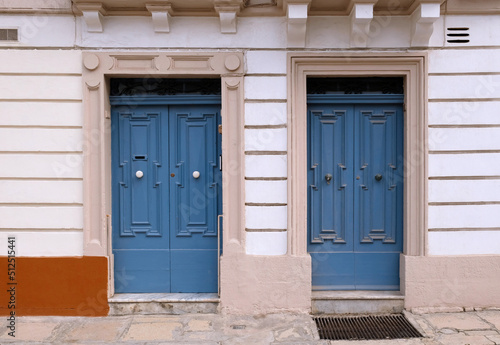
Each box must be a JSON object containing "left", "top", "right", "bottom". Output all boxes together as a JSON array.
[
  {"left": 423, "top": 313, "right": 493, "bottom": 330},
  {"left": 0, "top": 310, "right": 499, "bottom": 344}
]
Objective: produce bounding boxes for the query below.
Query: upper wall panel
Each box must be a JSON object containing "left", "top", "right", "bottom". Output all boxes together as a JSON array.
[
  {"left": 0, "top": 14, "right": 75, "bottom": 47},
  {"left": 78, "top": 16, "right": 287, "bottom": 49},
  {"left": 0, "top": 12, "right": 498, "bottom": 49}
]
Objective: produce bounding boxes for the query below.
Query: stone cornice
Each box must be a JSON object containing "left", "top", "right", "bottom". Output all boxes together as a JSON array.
[{"left": 1, "top": 0, "right": 496, "bottom": 16}]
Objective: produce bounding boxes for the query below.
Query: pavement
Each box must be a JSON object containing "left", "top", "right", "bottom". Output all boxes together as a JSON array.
[{"left": 1, "top": 310, "right": 500, "bottom": 344}]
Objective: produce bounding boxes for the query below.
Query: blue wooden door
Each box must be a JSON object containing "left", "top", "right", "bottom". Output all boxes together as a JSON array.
[
  {"left": 112, "top": 103, "right": 221, "bottom": 293},
  {"left": 307, "top": 97, "right": 403, "bottom": 290}
]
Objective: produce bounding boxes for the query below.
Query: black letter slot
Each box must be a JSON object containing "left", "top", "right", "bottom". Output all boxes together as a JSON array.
[{"left": 134, "top": 155, "right": 147, "bottom": 160}]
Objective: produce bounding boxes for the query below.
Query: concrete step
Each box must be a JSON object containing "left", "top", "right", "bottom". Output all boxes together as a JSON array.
[
  {"left": 312, "top": 290, "right": 404, "bottom": 315},
  {"left": 108, "top": 293, "right": 219, "bottom": 315}
]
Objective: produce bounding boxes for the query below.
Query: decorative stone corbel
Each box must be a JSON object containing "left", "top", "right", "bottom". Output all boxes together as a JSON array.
[
  {"left": 76, "top": 3, "right": 106, "bottom": 33},
  {"left": 146, "top": 3, "right": 173, "bottom": 33},
  {"left": 285, "top": 0, "right": 310, "bottom": 48},
  {"left": 349, "top": 0, "right": 377, "bottom": 48},
  {"left": 410, "top": 2, "right": 441, "bottom": 47},
  {"left": 214, "top": 1, "right": 243, "bottom": 34}
]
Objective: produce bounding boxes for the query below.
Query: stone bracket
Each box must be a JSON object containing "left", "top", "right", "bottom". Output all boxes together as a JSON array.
[
  {"left": 411, "top": 2, "right": 441, "bottom": 47},
  {"left": 214, "top": 2, "right": 243, "bottom": 34},
  {"left": 285, "top": 1, "right": 310, "bottom": 48},
  {"left": 146, "top": 3, "right": 173, "bottom": 33},
  {"left": 76, "top": 3, "right": 106, "bottom": 33},
  {"left": 349, "top": 1, "right": 377, "bottom": 48}
]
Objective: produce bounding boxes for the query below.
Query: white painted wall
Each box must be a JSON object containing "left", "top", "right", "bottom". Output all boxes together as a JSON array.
[
  {"left": 0, "top": 50, "right": 83, "bottom": 256},
  {"left": 428, "top": 231, "right": 500, "bottom": 255},
  {"left": 0, "top": 11, "right": 498, "bottom": 257},
  {"left": 243, "top": 51, "right": 289, "bottom": 254},
  {"left": 246, "top": 231, "right": 287, "bottom": 256},
  {"left": 427, "top": 44, "right": 500, "bottom": 254}
]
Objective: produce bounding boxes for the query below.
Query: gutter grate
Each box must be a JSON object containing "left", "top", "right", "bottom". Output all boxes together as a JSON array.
[{"left": 314, "top": 314, "right": 422, "bottom": 340}]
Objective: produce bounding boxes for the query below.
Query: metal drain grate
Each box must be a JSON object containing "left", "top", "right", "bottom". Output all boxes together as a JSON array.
[{"left": 314, "top": 314, "right": 422, "bottom": 340}]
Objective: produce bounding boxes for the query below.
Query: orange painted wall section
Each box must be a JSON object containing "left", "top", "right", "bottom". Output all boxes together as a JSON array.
[{"left": 0, "top": 256, "right": 108, "bottom": 316}]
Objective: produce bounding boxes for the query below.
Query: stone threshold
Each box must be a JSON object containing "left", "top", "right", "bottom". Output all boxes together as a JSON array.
[
  {"left": 109, "top": 293, "right": 219, "bottom": 303},
  {"left": 312, "top": 291, "right": 404, "bottom": 314},
  {"left": 312, "top": 290, "right": 404, "bottom": 301},
  {"left": 108, "top": 293, "right": 219, "bottom": 315}
]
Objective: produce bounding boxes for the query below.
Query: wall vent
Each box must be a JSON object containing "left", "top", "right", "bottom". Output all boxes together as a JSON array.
[
  {"left": 0, "top": 29, "right": 18, "bottom": 41},
  {"left": 446, "top": 27, "right": 470, "bottom": 44}
]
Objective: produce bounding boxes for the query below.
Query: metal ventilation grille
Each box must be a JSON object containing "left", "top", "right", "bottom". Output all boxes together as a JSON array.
[
  {"left": 314, "top": 314, "right": 422, "bottom": 340},
  {"left": 0, "top": 29, "right": 18, "bottom": 41},
  {"left": 447, "top": 27, "right": 470, "bottom": 44}
]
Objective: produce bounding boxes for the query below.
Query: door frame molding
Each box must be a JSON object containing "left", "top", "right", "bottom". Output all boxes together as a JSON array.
[
  {"left": 287, "top": 53, "right": 428, "bottom": 258},
  {"left": 81, "top": 52, "right": 246, "bottom": 295}
]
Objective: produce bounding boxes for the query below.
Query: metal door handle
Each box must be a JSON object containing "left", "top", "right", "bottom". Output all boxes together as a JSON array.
[
  {"left": 193, "top": 171, "right": 200, "bottom": 179},
  {"left": 325, "top": 174, "right": 333, "bottom": 184},
  {"left": 375, "top": 174, "right": 383, "bottom": 181},
  {"left": 136, "top": 170, "right": 144, "bottom": 179}
]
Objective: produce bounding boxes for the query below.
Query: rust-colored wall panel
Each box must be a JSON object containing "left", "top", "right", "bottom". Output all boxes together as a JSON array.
[{"left": 0, "top": 256, "right": 108, "bottom": 316}]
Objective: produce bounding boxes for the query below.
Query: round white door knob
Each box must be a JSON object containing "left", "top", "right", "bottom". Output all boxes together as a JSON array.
[
  {"left": 192, "top": 171, "right": 200, "bottom": 179},
  {"left": 136, "top": 170, "right": 144, "bottom": 179}
]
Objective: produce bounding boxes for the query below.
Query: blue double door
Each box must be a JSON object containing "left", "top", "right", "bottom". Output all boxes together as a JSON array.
[
  {"left": 111, "top": 103, "right": 221, "bottom": 293},
  {"left": 308, "top": 97, "right": 404, "bottom": 290}
]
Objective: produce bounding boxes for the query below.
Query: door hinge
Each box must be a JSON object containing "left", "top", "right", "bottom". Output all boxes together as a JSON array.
[
  {"left": 403, "top": 103, "right": 406, "bottom": 112},
  {"left": 219, "top": 155, "right": 222, "bottom": 171},
  {"left": 218, "top": 124, "right": 222, "bottom": 134}
]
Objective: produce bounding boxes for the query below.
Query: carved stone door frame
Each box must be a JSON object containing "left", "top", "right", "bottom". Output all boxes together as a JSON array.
[
  {"left": 81, "top": 52, "right": 246, "bottom": 296},
  {"left": 287, "top": 53, "right": 428, "bottom": 262}
]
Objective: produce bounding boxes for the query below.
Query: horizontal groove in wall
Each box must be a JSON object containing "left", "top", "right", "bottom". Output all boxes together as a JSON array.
[
  {"left": 429, "top": 150, "right": 500, "bottom": 155},
  {"left": 427, "top": 46, "right": 500, "bottom": 50},
  {"left": 0, "top": 73, "right": 82, "bottom": 77},
  {"left": 0, "top": 125, "right": 83, "bottom": 129},
  {"left": 245, "top": 124, "right": 287, "bottom": 129},
  {"left": 429, "top": 124, "right": 500, "bottom": 128},
  {"left": 0, "top": 177, "right": 83, "bottom": 181},
  {"left": 428, "top": 98, "right": 500, "bottom": 103},
  {"left": 245, "top": 177, "right": 287, "bottom": 181},
  {"left": 245, "top": 99, "right": 287, "bottom": 103},
  {"left": 0, "top": 228, "right": 83, "bottom": 232},
  {"left": 429, "top": 176, "right": 500, "bottom": 180},
  {"left": 0, "top": 151, "right": 83, "bottom": 155},
  {"left": 5, "top": 46, "right": 500, "bottom": 52},
  {"left": 245, "top": 228, "right": 287, "bottom": 232},
  {"left": 429, "top": 201, "right": 500, "bottom": 206},
  {"left": 0, "top": 99, "right": 82, "bottom": 103},
  {"left": 0, "top": 203, "right": 83, "bottom": 207},
  {"left": 428, "top": 227, "right": 500, "bottom": 232},
  {"left": 428, "top": 72, "right": 500, "bottom": 76},
  {"left": 245, "top": 73, "right": 287, "bottom": 77},
  {"left": 245, "top": 151, "right": 287, "bottom": 155},
  {"left": 245, "top": 203, "right": 287, "bottom": 207}
]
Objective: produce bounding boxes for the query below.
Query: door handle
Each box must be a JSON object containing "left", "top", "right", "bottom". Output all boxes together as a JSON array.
[
  {"left": 135, "top": 170, "right": 144, "bottom": 179},
  {"left": 375, "top": 174, "right": 383, "bottom": 181},
  {"left": 325, "top": 174, "right": 333, "bottom": 184},
  {"left": 192, "top": 171, "right": 200, "bottom": 179}
]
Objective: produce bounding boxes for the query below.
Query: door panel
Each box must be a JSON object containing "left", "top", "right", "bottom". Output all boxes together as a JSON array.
[
  {"left": 169, "top": 105, "right": 220, "bottom": 293},
  {"left": 354, "top": 108, "right": 403, "bottom": 252},
  {"left": 308, "top": 101, "right": 403, "bottom": 291},
  {"left": 308, "top": 107, "right": 354, "bottom": 249},
  {"left": 112, "top": 103, "right": 221, "bottom": 293},
  {"left": 112, "top": 108, "right": 170, "bottom": 292}
]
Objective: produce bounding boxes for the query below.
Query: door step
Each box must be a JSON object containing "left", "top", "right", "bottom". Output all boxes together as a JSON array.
[
  {"left": 108, "top": 293, "right": 219, "bottom": 315},
  {"left": 312, "top": 291, "right": 404, "bottom": 315}
]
